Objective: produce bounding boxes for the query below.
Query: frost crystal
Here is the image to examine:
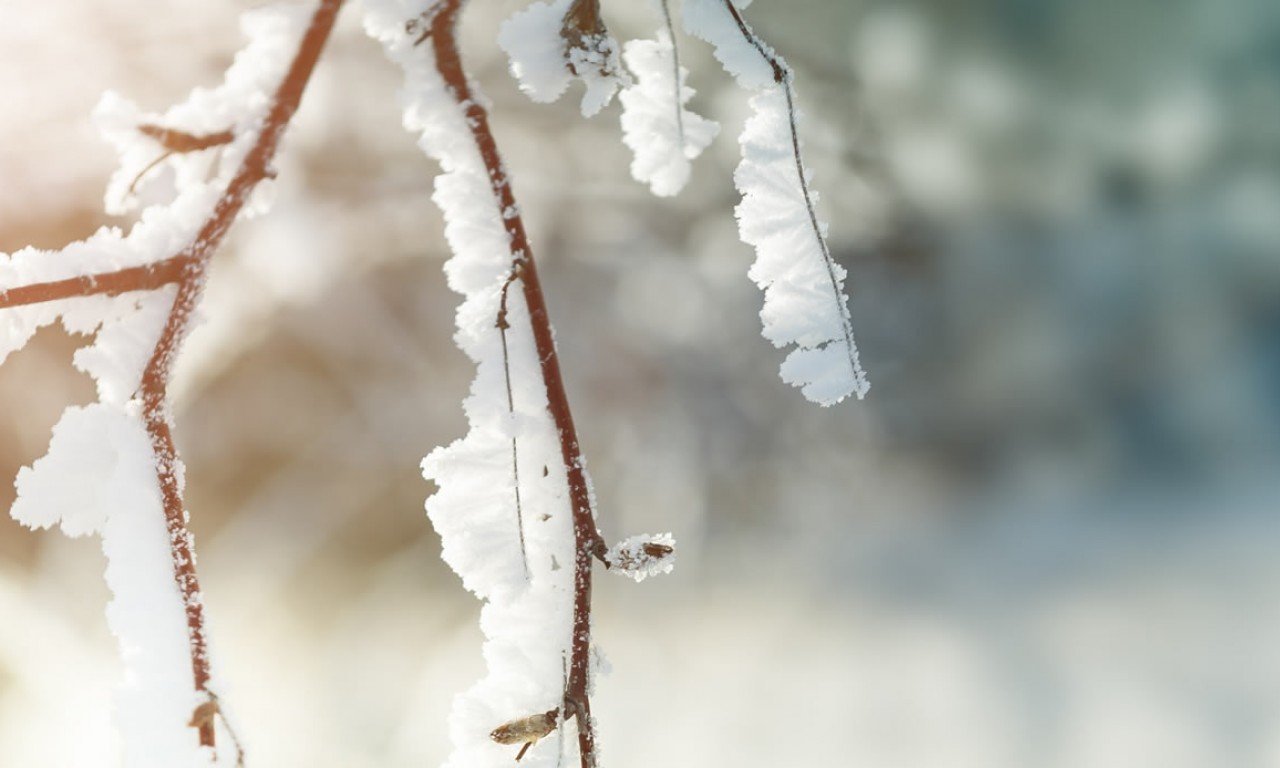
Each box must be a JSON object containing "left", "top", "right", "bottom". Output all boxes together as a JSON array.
[
  {"left": 619, "top": 28, "right": 719, "bottom": 197},
  {"left": 605, "top": 533, "right": 676, "bottom": 582}
]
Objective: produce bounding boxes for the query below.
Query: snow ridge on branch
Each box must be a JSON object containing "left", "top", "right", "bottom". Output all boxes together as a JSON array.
[
  {"left": 683, "top": 0, "right": 870, "bottom": 405},
  {"left": 365, "top": 2, "right": 589, "bottom": 766}
]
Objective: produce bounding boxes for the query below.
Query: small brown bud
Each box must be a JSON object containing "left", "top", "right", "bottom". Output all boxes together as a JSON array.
[
  {"left": 188, "top": 699, "right": 219, "bottom": 730},
  {"left": 642, "top": 542, "right": 674, "bottom": 559},
  {"left": 560, "top": 0, "right": 605, "bottom": 64},
  {"left": 559, "top": 0, "right": 621, "bottom": 80},
  {"left": 490, "top": 709, "right": 558, "bottom": 754},
  {"left": 605, "top": 533, "right": 676, "bottom": 581}
]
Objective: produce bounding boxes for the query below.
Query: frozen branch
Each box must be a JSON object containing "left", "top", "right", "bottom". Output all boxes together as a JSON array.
[
  {"left": 1, "top": 1, "right": 343, "bottom": 760},
  {"left": 683, "top": 0, "right": 870, "bottom": 404}
]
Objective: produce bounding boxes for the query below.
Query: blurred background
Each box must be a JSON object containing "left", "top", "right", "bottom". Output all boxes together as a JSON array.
[{"left": 1, "top": 0, "right": 1279, "bottom": 765}]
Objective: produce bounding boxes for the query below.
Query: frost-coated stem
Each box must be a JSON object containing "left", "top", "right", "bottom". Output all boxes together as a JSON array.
[
  {"left": 0, "top": 0, "right": 342, "bottom": 751},
  {"left": 426, "top": 2, "right": 606, "bottom": 765},
  {"left": 133, "top": 0, "right": 343, "bottom": 748},
  {"left": 658, "top": 0, "right": 686, "bottom": 149},
  {"left": 719, "top": 0, "right": 862, "bottom": 392},
  {"left": 497, "top": 276, "right": 531, "bottom": 581},
  {"left": 0, "top": 257, "right": 192, "bottom": 310},
  {"left": 0, "top": 0, "right": 341, "bottom": 754}
]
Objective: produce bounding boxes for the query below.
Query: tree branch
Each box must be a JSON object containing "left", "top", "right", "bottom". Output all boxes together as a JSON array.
[
  {"left": 133, "top": 0, "right": 343, "bottom": 750},
  {"left": 1, "top": 1, "right": 343, "bottom": 751},
  {"left": 658, "top": 0, "right": 686, "bottom": 150},
  {"left": 426, "top": 3, "right": 605, "bottom": 765},
  {"left": 0, "top": 257, "right": 193, "bottom": 310}
]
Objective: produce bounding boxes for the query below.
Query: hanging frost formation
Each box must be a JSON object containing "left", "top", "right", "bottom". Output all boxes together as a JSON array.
[
  {"left": 683, "top": 0, "right": 870, "bottom": 404},
  {"left": 498, "top": 0, "right": 870, "bottom": 404},
  {"left": 0, "top": 6, "right": 312, "bottom": 765},
  {"left": 618, "top": 20, "right": 719, "bottom": 197}
]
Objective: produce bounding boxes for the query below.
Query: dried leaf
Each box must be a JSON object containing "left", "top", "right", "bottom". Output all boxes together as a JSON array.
[
  {"left": 490, "top": 709, "right": 558, "bottom": 745},
  {"left": 188, "top": 699, "right": 219, "bottom": 730},
  {"left": 137, "top": 124, "right": 235, "bottom": 153}
]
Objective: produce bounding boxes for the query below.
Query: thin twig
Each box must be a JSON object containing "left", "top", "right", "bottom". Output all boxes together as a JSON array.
[
  {"left": 497, "top": 270, "right": 531, "bottom": 581},
  {"left": 0, "top": 257, "right": 192, "bottom": 310},
  {"left": 132, "top": 0, "right": 344, "bottom": 750},
  {"left": 206, "top": 690, "right": 246, "bottom": 767},
  {"left": 127, "top": 151, "right": 175, "bottom": 197},
  {"left": 424, "top": 3, "right": 606, "bottom": 765},
  {"left": 657, "top": 0, "right": 686, "bottom": 151}
]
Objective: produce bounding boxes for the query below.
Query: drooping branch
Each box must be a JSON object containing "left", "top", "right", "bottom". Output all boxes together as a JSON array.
[
  {"left": 720, "top": 0, "right": 863, "bottom": 399},
  {"left": 728, "top": 0, "right": 865, "bottom": 400},
  {"left": 426, "top": 2, "right": 607, "bottom": 765}
]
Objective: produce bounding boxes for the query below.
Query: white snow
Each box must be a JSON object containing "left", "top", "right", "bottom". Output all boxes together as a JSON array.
[
  {"left": 567, "top": 33, "right": 626, "bottom": 117},
  {"left": 618, "top": 29, "right": 719, "bottom": 197},
  {"left": 682, "top": 0, "right": 869, "bottom": 404},
  {"left": 498, "top": 1, "right": 574, "bottom": 105},
  {"left": 681, "top": 0, "right": 773, "bottom": 88},
  {"left": 14, "top": 403, "right": 208, "bottom": 767}
]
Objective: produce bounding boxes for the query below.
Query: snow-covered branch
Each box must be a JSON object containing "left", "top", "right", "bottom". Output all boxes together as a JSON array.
[
  {"left": 0, "top": 1, "right": 342, "bottom": 763},
  {"left": 366, "top": 1, "right": 675, "bottom": 766},
  {"left": 683, "top": 0, "right": 870, "bottom": 405},
  {"left": 5, "top": 0, "right": 874, "bottom": 763}
]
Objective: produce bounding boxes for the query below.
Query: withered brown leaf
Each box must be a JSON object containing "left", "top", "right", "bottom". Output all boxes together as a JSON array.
[{"left": 137, "top": 124, "right": 235, "bottom": 153}]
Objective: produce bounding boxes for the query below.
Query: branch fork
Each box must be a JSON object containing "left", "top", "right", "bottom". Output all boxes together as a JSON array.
[{"left": 0, "top": 0, "right": 344, "bottom": 756}]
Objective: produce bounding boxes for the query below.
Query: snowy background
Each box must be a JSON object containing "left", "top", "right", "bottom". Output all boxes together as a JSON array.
[{"left": 2, "top": 0, "right": 1279, "bottom": 766}]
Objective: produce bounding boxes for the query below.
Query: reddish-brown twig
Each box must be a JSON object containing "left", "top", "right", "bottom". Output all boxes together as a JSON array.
[
  {"left": 0, "top": 0, "right": 344, "bottom": 751},
  {"left": 127, "top": 125, "right": 237, "bottom": 196},
  {"left": 425, "top": 3, "right": 607, "bottom": 765},
  {"left": 0, "top": 256, "right": 193, "bottom": 310},
  {"left": 137, "top": 0, "right": 343, "bottom": 747}
]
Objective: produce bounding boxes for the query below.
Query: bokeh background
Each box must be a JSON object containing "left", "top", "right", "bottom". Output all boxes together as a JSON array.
[{"left": 2, "top": 0, "right": 1279, "bottom": 765}]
